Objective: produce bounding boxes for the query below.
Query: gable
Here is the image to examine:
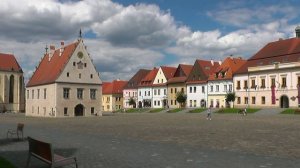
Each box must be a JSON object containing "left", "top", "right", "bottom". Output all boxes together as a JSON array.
[
  {"left": 153, "top": 68, "right": 167, "bottom": 84},
  {"left": 56, "top": 40, "right": 102, "bottom": 84}
]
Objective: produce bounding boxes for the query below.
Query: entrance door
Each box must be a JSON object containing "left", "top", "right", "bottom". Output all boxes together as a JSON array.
[
  {"left": 280, "top": 96, "right": 289, "bottom": 108},
  {"left": 74, "top": 104, "right": 84, "bottom": 116}
]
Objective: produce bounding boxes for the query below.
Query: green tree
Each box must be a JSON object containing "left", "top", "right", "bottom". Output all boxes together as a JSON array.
[
  {"left": 225, "top": 92, "right": 236, "bottom": 108},
  {"left": 128, "top": 97, "right": 136, "bottom": 108},
  {"left": 176, "top": 91, "right": 187, "bottom": 108}
]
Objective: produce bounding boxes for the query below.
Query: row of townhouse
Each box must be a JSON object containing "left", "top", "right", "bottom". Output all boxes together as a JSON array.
[{"left": 121, "top": 28, "right": 300, "bottom": 109}]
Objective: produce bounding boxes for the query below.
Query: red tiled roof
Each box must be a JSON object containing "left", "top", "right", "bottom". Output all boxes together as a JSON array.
[
  {"left": 27, "top": 41, "right": 79, "bottom": 87},
  {"left": 186, "top": 60, "right": 220, "bottom": 84},
  {"left": 196, "top": 60, "right": 220, "bottom": 77},
  {"left": 0, "top": 53, "right": 22, "bottom": 72},
  {"left": 161, "top": 66, "right": 176, "bottom": 80},
  {"left": 236, "top": 38, "right": 300, "bottom": 74},
  {"left": 139, "top": 68, "right": 158, "bottom": 87},
  {"left": 167, "top": 76, "right": 187, "bottom": 84},
  {"left": 124, "top": 69, "right": 150, "bottom": 89},
  {"left": 208, "top": 57, "right": 246, "bottom": 81},
  {"left": 180, "top": 64, "right": 193, "bottom": 76},
  {"left": 167, "top": 64, "right": 193, "bottom": 84},
  {"left": 102, "top": 80, "right": 127, "bottom": 94}
]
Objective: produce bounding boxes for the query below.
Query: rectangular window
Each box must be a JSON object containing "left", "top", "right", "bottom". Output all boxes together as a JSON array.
[
  {"left": 144, "top": 91, "right": 146, "bottom": 96},
  {"left": 237, "top": 97, "right": 241, "bottom": 104},
  {"left": 107, "top": 105, "right": 110, "bottom": 110},
  {"left": 271, "top": 78, "right": 275, "bottom": 87},
  {"left": 32, "top": 90, "right": 34, "bottom": 99},
  {"left": 148, "top": 91, "right": 150, "bottom": 96},
  {"left": 252, "top": 97, "right": 256, "bottom": 104},
  {"left": 175, "top": 100, "right": 177, "bottom": 105},
  {"left": 193, "top": 100, "right": 196, "bottom": 107},
  {"left": 164, "top": 89, "right": 166, "bottom": 95},
  {"left": 229, "top": 84, "right": 232, "bottom": 92},
  {"left": 91, "top": 107, "right": 95, "bottom": 115},
  {"left": 244, "top": 80, "right": 248, "bottom": 89},
  {"left": 224, "top": 85, "right": 227, "bottom": 92},
  {"left": 63, "top": 88, "right": 70, "bottom": 99},
  {"left": 27, "top": 90, "right": 29, "bottom": 99},
  {"left": 175, "top": 88, "right": 177, "bottom": 93},
  {"left": 194, "top": 87, "right": 196, "bottom": 93},
  {"left": 261, "top": 78, "right": 266, "bottom": 88},
  {"left": 244, "top": 97, "right": 248, "bottom": 105},
  {"left": 189, "top": 100, "right": 192, "bottom": 107},
  {"left": 44, "top": 89, "right": 47, "bottom": 99},
  {"left": 171, "top": 100, "right": 173, "bottom": 105},
  {"left": 64, "top": 108, "right": 68, "bottom": 116},
  {"left": 171, "top": 88, "right": 173, "bottom": 94},
  {"left": 139, "top": 91, "right": 141, "bottom": 96},
  {"left": 189, "top": 87, "right": 192, "bottom": 93},
  {"left": 282, "top": 77, "right": 287, "bottom": 88},
  {"left": 237, "top": 81, "right": 241, "bottom": 90},
  {"left": 154, "top": 89, "right": 157, "bottom": 95},
  {"left": 216, "top": 85, "right": 219, "bottom": 92},
  {"left": 77, "top": 88, "right": 83, "bottom": 99},
  {"left": 210, "top": 85, "right": 213, "bottom": 92},
  {"left": 158, "top": 101, "right": 160, "bottom": 106},
  {"left": 202, "top": 86, "right": 205, "bottom": 93},
  {"left": 37, "top": 89, "right": 40, "bottom": 99},
  {"left": 158, "top": 89, "right": 160, "bottom": 95},
  {"left": 181, "top": 88, "right": 184, "bottom": 92},
  {"left": 157, "top": 79, "right": 159, "bottom": 83},
  {"left": 251, "top": 79, "right": 256, "bottom": 88},
  {"left": 261, "top": 96, "right": 266, "bottom": 104}
]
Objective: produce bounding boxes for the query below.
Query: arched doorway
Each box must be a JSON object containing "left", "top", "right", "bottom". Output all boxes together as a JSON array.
[
  {"left": 200, "top": 99, "right": 206, "bottom": 108},
  {"left": 74, "top": 104, "right": 84, "bottom": 116},
  {"left": 138, "top": 101, "right": 142, "bottom": 108},
  {"left": 280, "top": 95, "right": 289, "bottom": 108}
]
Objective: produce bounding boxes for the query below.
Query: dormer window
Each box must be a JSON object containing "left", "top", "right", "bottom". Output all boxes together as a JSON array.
[
  {"left": 84, "top": 63, "right": 87, "bottom": 67},
  {"left": 67, "top": 72, "right": 69, "bottom": 77},
  {"left": 91, "top": 74, "right": 93, "bottom": 79}
]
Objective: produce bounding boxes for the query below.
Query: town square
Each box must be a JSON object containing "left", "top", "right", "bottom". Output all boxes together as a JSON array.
[{"left": 1, "top": 0, "right": 300, "bottom": 167}]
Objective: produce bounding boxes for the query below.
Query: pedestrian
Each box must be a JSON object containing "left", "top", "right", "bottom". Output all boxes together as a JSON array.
[
  {"left": 207, "top": 105, "right": 212, "bottom": 120},
  {"left": 244, "top": 107, "right": 247, "bottom": 116}
]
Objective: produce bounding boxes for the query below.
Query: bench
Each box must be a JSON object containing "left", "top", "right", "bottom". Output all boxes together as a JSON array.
[
  {"left": 26, "top": 137, "right": 78, "bottom": 168},
  {"left": 7, "top": 123, "right": 24, "bottom": 140}
]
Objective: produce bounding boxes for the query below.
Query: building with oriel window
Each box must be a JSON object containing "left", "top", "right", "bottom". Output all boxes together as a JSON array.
[{"left": 26, "top": 37, "right": 102, "bottom": 117}]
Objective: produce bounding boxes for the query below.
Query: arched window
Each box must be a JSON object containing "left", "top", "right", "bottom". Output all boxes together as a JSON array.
[{"left": 9, "top": 75, "right": 14, "bottom": 103}]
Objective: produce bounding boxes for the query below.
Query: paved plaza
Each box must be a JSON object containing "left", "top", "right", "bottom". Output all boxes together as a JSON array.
[{"left": 1, "top": 112, "right": 300, "bottom": 168}]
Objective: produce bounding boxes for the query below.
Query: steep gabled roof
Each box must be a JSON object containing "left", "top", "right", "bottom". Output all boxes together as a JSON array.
[
  {"left": 168, "top": 64, "right": 193, "bottom": 84},
  {"left": 236, "top": 38, "right": 300, "bottom": 74},
  {"left": 186, "top": 60, "right": 220, "bottom": 84},
  {"left": 209, "top": 57, "right": 246, "bottom": 81},
  {"left": 0, "top": 53, "right": 22, "bottom": 72},
  {"left": 139, "top": 67, "right": 158, "bottom": 87},
  {"left": 161, "top": 66, "right": 177, "bottom": 80},
  {"left": 124, "top": 69, "right": 150, "bottom": 89},
  {"left": 27, "top": 41, "right": 79, "bottom": 87},
  {"left": 102, "top": 80, "right": 128, "bottom": 94}
]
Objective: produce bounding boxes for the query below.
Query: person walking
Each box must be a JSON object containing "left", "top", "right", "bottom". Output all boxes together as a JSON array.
[
  {"left": 244, "top": 107, "right": 247, "bottom": 116},
  {"left": 207, "top": 106, "right": 212, "bottom": 120}
]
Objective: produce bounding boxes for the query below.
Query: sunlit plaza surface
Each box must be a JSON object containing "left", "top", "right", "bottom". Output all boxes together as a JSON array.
[{"left": 1, "top": 112, "right": 300, "bottom": 168}]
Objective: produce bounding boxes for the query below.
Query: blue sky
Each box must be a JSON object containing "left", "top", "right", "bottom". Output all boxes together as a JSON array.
[{"left": 0, "top": 0, "right": 300, "bottom": 81}]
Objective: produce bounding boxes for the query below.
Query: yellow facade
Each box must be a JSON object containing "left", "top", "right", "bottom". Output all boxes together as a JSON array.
[
  {"left": 102, "top": 94, "right": 123, "bottom": 112},
  {"left": 167, "top": 83, "right": 186, "bottom": 108},
  {"left": 207, "top": 95, "right": 227, "bottom": 108}
]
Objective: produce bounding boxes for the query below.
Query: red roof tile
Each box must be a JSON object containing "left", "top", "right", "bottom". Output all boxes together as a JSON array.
[
  {"left": 161, "top": 66, "right": 177, "bottom": 80},
  {"left": 168, "top": 64, "right": 193, "bottom": 84},
  {"left": 179, "top": 64, "right": 193, "bottom": 76},
  {"left": 27, "top": 41, "right": 79, "bottom": 87},
  {"left": 139, "top": 68, "right": 158, "bottom": 87},
  {"left": 208, "top": 57, "right": 246, "bottom": 81},
  {"left": 186, "top": 60, "right": 220, "bottom": 84},
  {"left": 102, "top": 80, "right": 128, "bottom": 94},
  {"left": 124, "top": 69, "right": 150, "bottom": 89},
  {"left": 0, "top": 53, "right": 22, "bottom": 72},
  {"left": 236, "top": 38, "right": 300, "bottom": 74}
]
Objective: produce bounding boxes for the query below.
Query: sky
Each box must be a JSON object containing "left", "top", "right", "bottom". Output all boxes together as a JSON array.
[{"left": 1, "top": 0, "right": 300, "bottom": 82}]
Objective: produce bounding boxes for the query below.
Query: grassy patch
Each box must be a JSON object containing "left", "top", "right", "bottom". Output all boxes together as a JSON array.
[
  {"left": 0, "top": 157, "right": 15, "bottom": 168},
  {"left": 125, "top": 108, "right": 148, "bottom": 113},
  {"left": 149, "top": 108, "right": 165, "bottom": 113},
  {"left": 281, "top": 109, "right": 300, "bottom": 114},
  {"left": 189, "top": 108, "right": 207, "bottom": 113},
  {"left": 217, "top": 108, "right": 260, "bottom": 113},
  {"left": 167, "top": 108, "right": 184, "bottom": 113}
]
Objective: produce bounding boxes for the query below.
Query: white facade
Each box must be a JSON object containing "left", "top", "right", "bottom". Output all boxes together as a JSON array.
[
  {"left": 234, "top": 62, "right": 300, "bottom": 108},
  {"left": 186, "top": 84, "right": 207, "bottom": 108},
  {"left": 123, "top": 89, "right": 138, "bottom": 108},
  {"left": 207, "top": 80, "right": 233, "bottom": 108},
  {"left": 137, "top": 87, "right": 153, "bottom": 108},
  {"left": 152, "top": 87, "right": 168, "bottom": 108}
]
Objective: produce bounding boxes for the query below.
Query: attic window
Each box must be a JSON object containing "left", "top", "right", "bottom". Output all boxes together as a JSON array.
[
  {"left": 73, "top": 62, "right": 76, "bottom": 66},
  {"left": 221, "top": 72, "right": 225, "bottom": 78},
  {"left": 67, "top": 72, "right": 69, "bottom": 77},
  {"left": 91, "top": 74, "right": 93, "bottom": 79},
  {"left": 205, "top": 66, "right": 210, "bottom": 70},
  {"left": 84, "top": 63, "right": 87, "bottom": 67},
  {"left": 79, "top": 73, "right": 81, "bottom": 79}
]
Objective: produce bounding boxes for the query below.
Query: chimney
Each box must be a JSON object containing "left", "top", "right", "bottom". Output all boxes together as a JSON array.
[
  {"left": 230, "top": 54, "right": 233, "bottom": 60},
  {"left": 218, "top": 60, "right": 222, "bottom": 65},
  {"left": 59, "top": 41, "right": 64, "bottom": 56},
  {"left": 49, "top": 45, "right": 55, "bottom": 61},
  {"left": 296, "top": 26, "right": 300, "bottom": 38},
  {"left": 210, "top": 59, "right": 214, "bottom": 66}
]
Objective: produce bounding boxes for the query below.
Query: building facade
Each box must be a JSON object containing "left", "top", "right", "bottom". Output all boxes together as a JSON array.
[
  {"left": 26, "top": 39, "right": 102, "bottom": 117},
  {"left": 234, "top": 34, "right": 300, "bottom": 108},
  {"left": 0, "top": 53, "right": 25, "bottom": 113},
  {"left": 102, "top": 80, "right": 127, "bottom": 112},
  {"left": 152, "top": 66, "right": 176, "bottom": 108},
  {"left": 123, "top": 69, "right": 150, "bottom": 109},
  {"left": 186, "top": 60, "right": 220, "bottom": 108}
]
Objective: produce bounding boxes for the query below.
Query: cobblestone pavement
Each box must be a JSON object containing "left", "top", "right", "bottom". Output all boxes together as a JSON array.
[{"left": 1, "top": 113, "right": 300, "bottom": 168}]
